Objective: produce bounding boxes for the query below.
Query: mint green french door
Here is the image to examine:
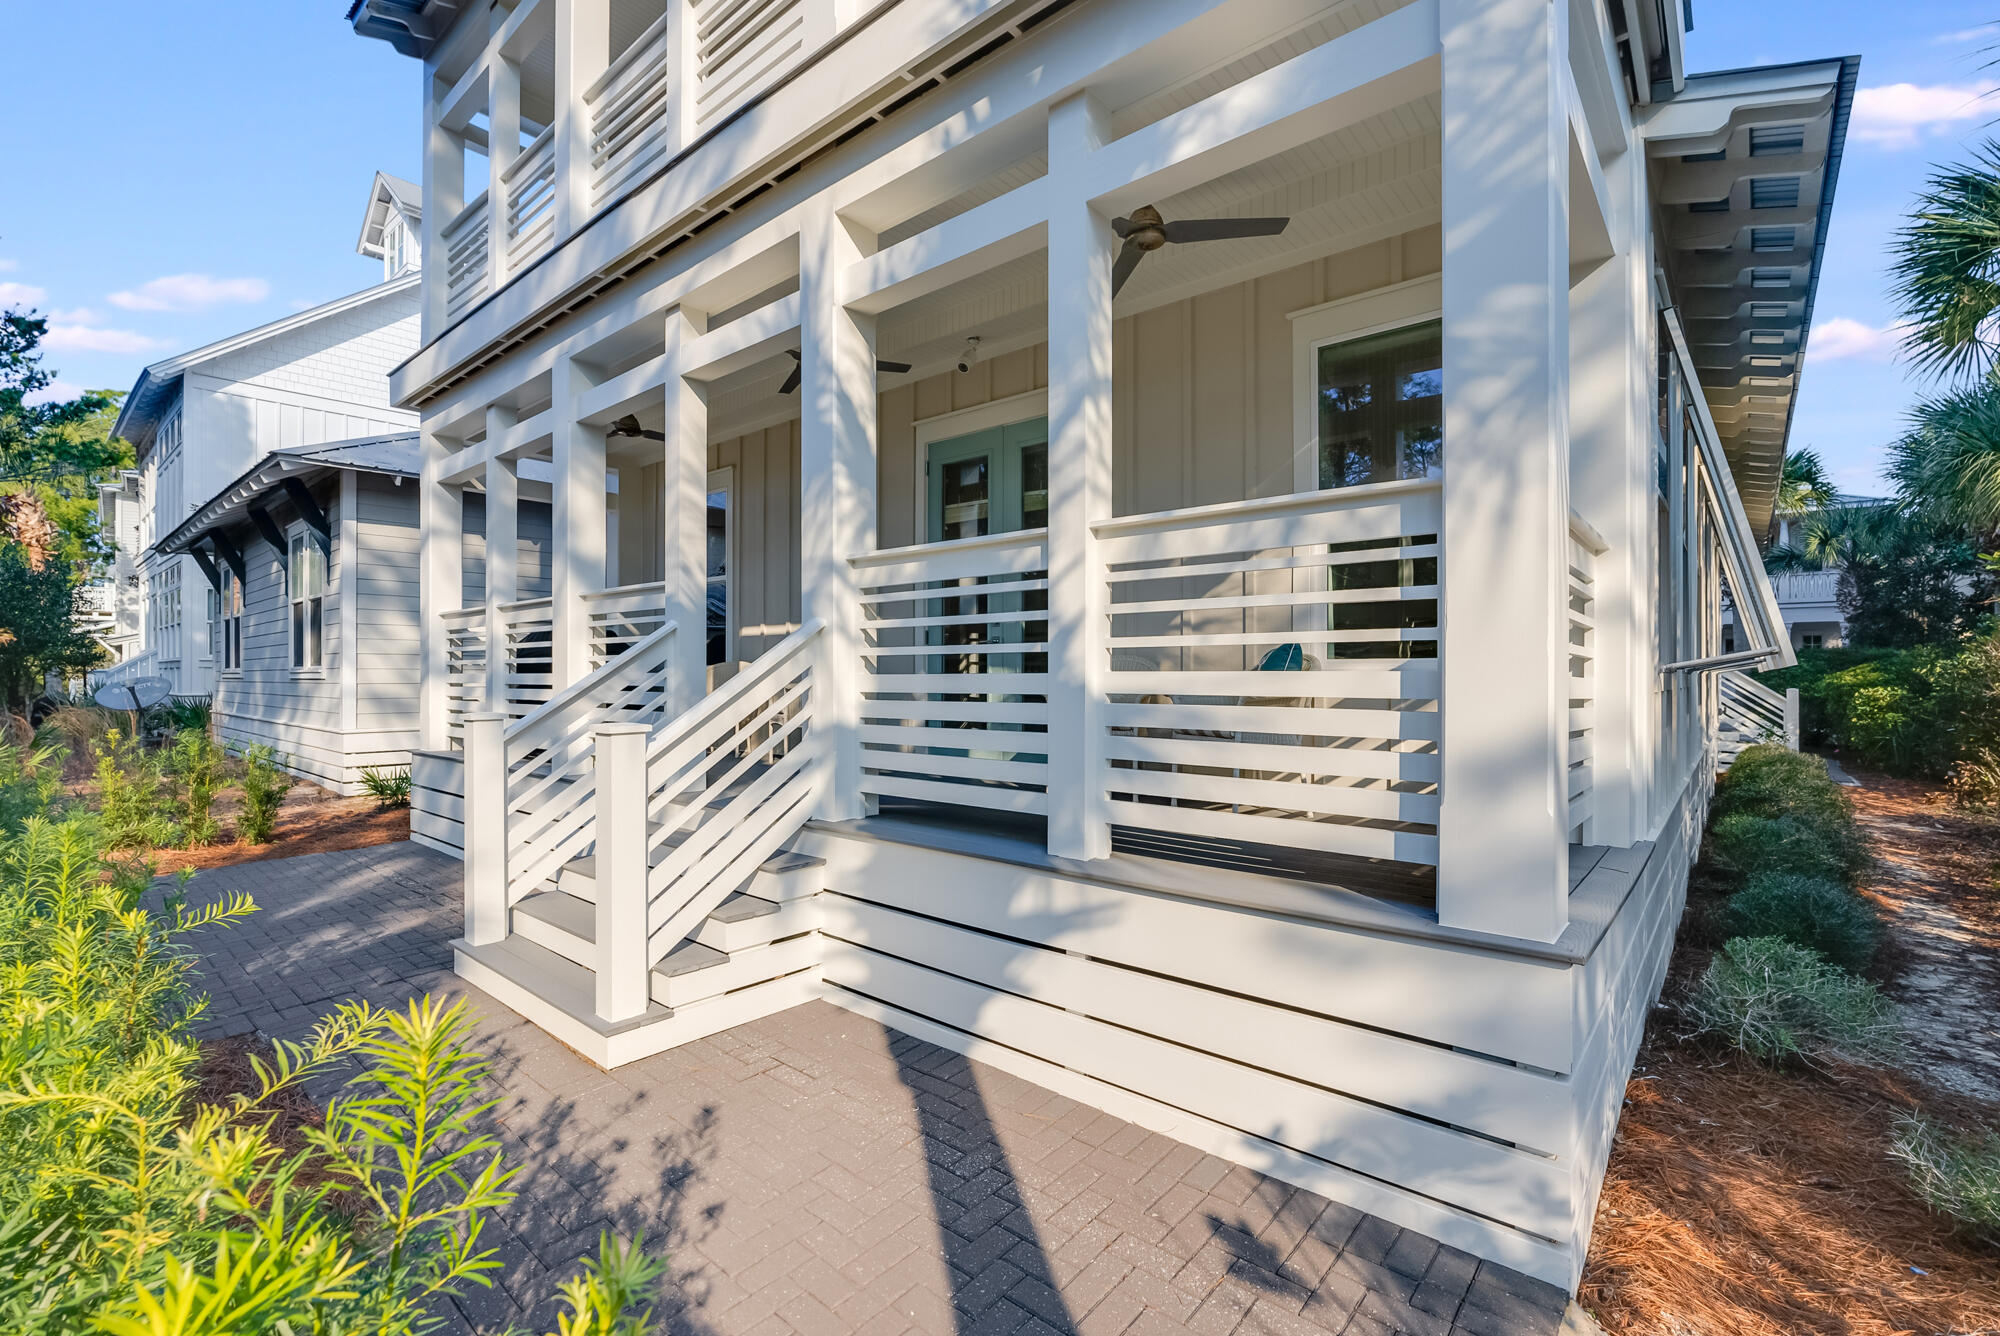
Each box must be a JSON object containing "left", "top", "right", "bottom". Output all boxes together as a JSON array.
[{"left": 924, "top": 419, "right": 1049, "bottom": 756}]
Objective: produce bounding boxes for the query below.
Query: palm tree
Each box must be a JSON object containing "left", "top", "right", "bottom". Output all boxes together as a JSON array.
[
  {"left": 1775, "top": 447, "right": 1837, "bottom": 517},
  {"left": 1890, "top": 141, "right": 2000, "bottom": 383},
  {"left": 1891, "top": 386, "right": 2000, "bottom": 539}
]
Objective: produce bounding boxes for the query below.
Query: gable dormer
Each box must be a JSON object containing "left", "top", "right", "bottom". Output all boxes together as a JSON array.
[{"left": 358, "top": 171, "right": 424, "bottom": 281}]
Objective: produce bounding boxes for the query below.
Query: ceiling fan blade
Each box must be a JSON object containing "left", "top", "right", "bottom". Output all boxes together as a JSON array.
[
  {"left": 875, "top": 358, "right": 912, "bottom": 374},
  {"left": 1111, "top": 216, "right": 1135, "bottom": 238},
  {"left": 1161, "top": 216, "right": 1290, "bottom": 244},
  {"left": 608, "top": 414, "right": 666, "bottom": 441},
  {"left": 1110, "top": 237, "right": 1146, "bottom": 297},
  {"left": 779, "top": 363, "right": 803, "bottom": 395}
]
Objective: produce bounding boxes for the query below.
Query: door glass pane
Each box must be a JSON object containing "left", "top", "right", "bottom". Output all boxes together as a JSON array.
[
  {"left": 1019, "top": 444, "right": 1048, "bottom": 530},
  {"left": 705, "top": 488, "right": 727, "bottom": 665},
  {"left": 1317, "top": 319, "right": 1444, "bottom": 488},
  {"left": 940, "top": 456, "right": 990, "bottom": 539}
]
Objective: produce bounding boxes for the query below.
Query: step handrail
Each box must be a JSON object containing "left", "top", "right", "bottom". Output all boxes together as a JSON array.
[{"left": 505, "top": 615, "right": 678, "bottom": 747}]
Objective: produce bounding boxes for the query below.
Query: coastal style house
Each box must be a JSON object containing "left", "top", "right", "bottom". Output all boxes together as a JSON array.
[
  {"left": 99, "top": 177, "right": 424, "bottom": 701},
  {"left": 351, "top": 0, "right": 1848, "bottom": 1288}
]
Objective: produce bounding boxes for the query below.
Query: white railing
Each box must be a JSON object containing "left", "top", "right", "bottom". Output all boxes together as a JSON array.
[
  {"left": 585, "top": 8, "right": 677, "bottom": 208},
  {"left": 492, "top": 597, "right": 555, "bottom": 722},
  {"left": 582, "top": 580, "right": 670, "bottom": 671},
  {"left": 466, "top": 618, "right": 683, "bottom": 915},
  {"left": 849, "top": 531, "right": 1051, "bottom": 815},
  {"left": 1719, "top": 669, "right": 1799, "bottom": 765},
  {"left": 442, "top": 606, "right": 489, "bottom": 742},
  {"left": 1769, "top": 569, "right": 1841, "bottom": 606},
  {"left": 90, "top": 648, "right": 159, "bottom": 690},
  {"left": 442, "top": 191, "right": 491, "bottom": 321},
  {"left": 691, "top": 0, "right": 813, "bottom": 132},
  {"left": 1567, "top": 516, "right": 1606, "bottom": 841},
  {"left": 503, "top": 126, "right": 557, "bottom": 271},
  {"left": 638, "top": 620, "right": 823, "bottom": 971},
  {"left": 1092, "top": 479, "right": 1444, "bottom": 867}
]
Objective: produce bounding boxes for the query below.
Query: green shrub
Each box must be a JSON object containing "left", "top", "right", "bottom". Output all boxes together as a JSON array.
[
  {"left": 1707, "top": 812, "right": 1866, "bottom": 887},
  {"left": 1722, "top": 872, "right": 1879, "bottom": 972},
  {"left": 1682, "top": 935, "right": 1897, "bottom": 1066},
  {"left": 0, "top": 743, "right": 62, "bottom": 835},
  {"left": 0, "top": 809, "right": 663, "bottom": 1334},
  {"left": 1713, "top": 744, "right": 1851, "bottom": 827},
  {"left": 164, "top": 728, "right": 224, "bottom": 846},
  {"left": 1763, "top": 635, "right": 2000, "bottom": 780},
  {"left": 237, "top": 744, "right": 292, "bottom": 844},
  {"left": 360, "top": 765, "right": 413, "bottom": 809},
  {"left": 90, "top": 729, "right": 180, "bottom": 851},
  {"left": 146, "top": 696, "right": 211, "bottom": 735},
  {"left": 1890, "top": 1113, "right": 2000, "bottom": 1244}
]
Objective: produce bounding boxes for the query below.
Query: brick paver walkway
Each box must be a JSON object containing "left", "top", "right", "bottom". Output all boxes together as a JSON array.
[{"left": 184, "top": 844, "right": 1570, "bottom": 1336}]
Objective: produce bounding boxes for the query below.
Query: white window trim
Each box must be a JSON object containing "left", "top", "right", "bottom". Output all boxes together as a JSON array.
[
  {"left": 218, "top": 565, "right": 244, "bottom": 679},
  {"left": 1288, "top": 275, "right": 1444, "bottom": 494},
  {"left": 911, "top": 388, "right": 1049, "bottom": 542},
  {"left": 287, "top": 522, "right": 329, "bottom": 679},
  {"left": 707, "top": 466, "right": 737, "bottom": 667}
]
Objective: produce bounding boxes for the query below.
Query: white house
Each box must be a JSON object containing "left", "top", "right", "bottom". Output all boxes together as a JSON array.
[
  {"left": 1721, "top": 495, "right": 1890, "bottom": 653},
  {"left": 101, "top": 176, "right": 424, "bottom": 699},
  {"left": 351, "top": 0, "right": 1848, "bottom": 1289}
]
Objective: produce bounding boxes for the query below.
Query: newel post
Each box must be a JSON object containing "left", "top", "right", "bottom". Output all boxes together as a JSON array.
[
  {"left": 593, "top": 722, "right": 652, "bottom": 1021},
  {"left": 462, "top": 713, "right": 510, "bottom": 945}
]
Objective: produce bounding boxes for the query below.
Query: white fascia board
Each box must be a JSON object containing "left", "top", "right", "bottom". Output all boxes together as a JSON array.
[{"left": 1637, "top": 60, "right": 1843, "bottom": 153}]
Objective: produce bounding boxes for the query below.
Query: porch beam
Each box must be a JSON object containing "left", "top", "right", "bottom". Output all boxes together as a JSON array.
[
  {"left": 438, "top": 408, "right": 555, "bottom": 487},
  {"left": 1435, "top": 0, "right": 1572, "bottom": 942},
  {"left": 682, "top": 291, "right": 803, "bottom": 382},
  {"left": 438, "top": 58, "right": 489, "bottom": 133},
  {"left": 798, "top": 196, "right": 876, "bottom": 822},
  {"left": 844, "top": 181, "right": 1049, "bottom": 315},
  {"left": 1044, "top": 92, "right": 1117, "bottom": 863},
  {"left": 1089, "top": 0, "right": 1441, "bottom": 216}
]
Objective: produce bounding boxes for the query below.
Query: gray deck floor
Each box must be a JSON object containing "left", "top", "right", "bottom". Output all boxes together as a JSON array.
[{"left": 181, "top": 843, "right": 1570, "bottom": 1336}]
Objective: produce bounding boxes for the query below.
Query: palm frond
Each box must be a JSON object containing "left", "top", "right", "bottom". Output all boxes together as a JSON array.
[
  {"left": 1892, "top": 383, "right": 2000, "bottom": 537},
  {"left": 1890, "top": 140, "right": 2000, "bottom": 382}
]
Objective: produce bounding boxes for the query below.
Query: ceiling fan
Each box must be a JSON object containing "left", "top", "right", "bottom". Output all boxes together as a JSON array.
[
  {"left": 1111, "top": 205, "right": 1290, "bottom": 296},
  {"left": 778, "top": 348, "right": 913, "bottom": 395},
  {"left": 607, "top": 415, "right": 664, "bottom": 441}
]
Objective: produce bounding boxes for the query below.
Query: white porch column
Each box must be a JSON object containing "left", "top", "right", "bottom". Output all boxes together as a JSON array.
[
  {"left": 484, "top": 408, "right": 521, "bottom": 710},
  {"left": 418, "top": 427, "right": 463, "bottom": 752},
  {"left": 421, "top": 74, "right": 466, "bottom": 340},
  {"left": 486, "top": 40, "right": 522, "bottom": 293},
  {"left": 551, "top": 355, "right": 609, "bottom": 688},
  {"left": 1436, "top": 0, "right": 1571, "bottom": 941},
  {"left": 1044, "top": 93, "right": 1116, "bottom": 863},
  {"left": 553, "top": 0, "right": 610, "bottom": 242},
  {"left": 663, "top": 307, "right": 711, "bottom": 712},
  {"left": 798, "top": 198, "right": 877, "bottom": 822},
  {"left": 1568, "top": 136, "right": 1645, "bottom": 847},
  {"left": 462, "top": 712, "right": 509, "bottom": 944}
]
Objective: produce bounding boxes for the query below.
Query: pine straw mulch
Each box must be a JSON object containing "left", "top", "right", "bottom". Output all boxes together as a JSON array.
[
  {"left": 192, "top": 1033, "right": 368, "bottom": 1221},
  {"left": 1580, "top": 765, "right": 2000, "bottom": 1336},
  {"left": 145, "top": 782, "right": 410, "bottom": 876}
]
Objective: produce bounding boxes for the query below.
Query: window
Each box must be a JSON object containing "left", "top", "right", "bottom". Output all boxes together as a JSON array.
[
  {"left": 289, "top": 530, "right": 326, "bottom": 670},
  {"left": 1801, "top": 633, "right": 1823, "bottom": 650},
  {"left": 151, "top": 563, "right": 182, "bottom": 663},
  {"left": 218, "top": 567, "right": 243, "bottom": 673},
  {"left": 1314, "top": 319, "right": 1443, "bottom": 489},
  {"left": 204, "top": 587, "right": 220, "bottom": 662}
]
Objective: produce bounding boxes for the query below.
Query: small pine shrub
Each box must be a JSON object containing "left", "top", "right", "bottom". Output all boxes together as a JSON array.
[
  {"left": 165, "top": 728, "right": 224, "bottom": 846},
  {"left": 1714, "top": 744, "right": 1851, "bottom": 829},
  {"left": 237, "top": 744, "right": 292, "bottom": 845},
  {"left": 0, "top": 744, "right": 63, "bottom": 835},
  {"left": 1682, "top": 935, "right": 1897, "bottom": 1066},
  {"left": 1707, "top": 812, "right": 1865, "bottom": 887},
  {"left": 89, "top": 730, "right": 180, "bottom": 851},
  {"left": 359, "top": 765, "right": 413, "bottom": 809},
  {"left": 1890, "top": 1113, "right": 2000, "bottom": 1245},
  {"left": 1723, "top": 872, "right": 1879, "bottom": 972}
]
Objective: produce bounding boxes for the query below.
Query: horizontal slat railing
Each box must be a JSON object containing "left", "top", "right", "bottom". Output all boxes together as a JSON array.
[
  {"left": 442, "top": 606, "right": 489, "bottom": 745},
  {"left": 1093, "top": 479, "right": 1443, "bottom": 866},
  {"left": 1719, "top": 668, "right": 1798, "bottom": 760},
  {"left": 639, "top": 620, "right": 824, "bottom": 964},
  {"left": 586, "top": 8, "right": 677, "bottom": 208},
  {"left": 493, "top": 597, "right": 555, "bottom": 726},
  {"left": 503, "top": 125, "right": 557, "bottom": 269},
  {"left": 1567, "top": 515, "right": 1606, "bottom": 840},
  {"left": 691, "top": 0, "right": 811, "bottom": 131},
  {"left": 851, "top": 530, "right": 1051, "bottom": 816},
  {"left": 442, "top": 191, "right": 491, "bottom": 320},
  {"left": 583, "top": 580, "right": 669, "bottom": 671}
]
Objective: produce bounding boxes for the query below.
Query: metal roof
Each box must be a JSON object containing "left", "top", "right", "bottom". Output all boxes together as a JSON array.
[{"left": 156, "top": 432, "right": 420, "bottom": 556}]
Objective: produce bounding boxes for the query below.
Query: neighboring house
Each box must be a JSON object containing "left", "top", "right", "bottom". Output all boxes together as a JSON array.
[
  {"left": 351, "top": 0, "right": 1844, "bottom": 1290},
  {"left": 92, "top": 470, "right": 146, "bottom": 665},
  {"left": 1722, "top": 494, "right": 1888, "bottom": 651},
  {"left": 101, "top": 176, "right": 423, "bottom": 699}
]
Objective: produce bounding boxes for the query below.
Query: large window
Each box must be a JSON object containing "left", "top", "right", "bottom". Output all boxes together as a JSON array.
[
  {"left": 217, "top": 567, "right": 243, "bottom": 673},
  {"left": 288, "top": 531, "right": 326, "bottom": 670},
  {"left": 1314, "top": 319, "right": 1443, "bottom": 489},
  {"left": 150, "top": 564, "right": 182, "bottom": 664}
]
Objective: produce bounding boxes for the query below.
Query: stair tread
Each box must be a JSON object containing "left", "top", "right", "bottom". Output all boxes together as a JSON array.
[
  {"left": 564, "top": 846, "right": 819, "bottom": 885},
  {"left": 655, "top": 940, "right": 729, "bottom": 978},
  {"left": 461, "top": 935, "right": 673, "bottom": 1031},
  {"left": 516, "top": 889, "right": 594, "bottom": 942},
  {"left": 710, "top": 892, "right": 779, "bottom": 923}
]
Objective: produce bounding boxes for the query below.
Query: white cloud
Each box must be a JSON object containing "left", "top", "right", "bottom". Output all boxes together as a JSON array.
[
  {"left": 0, "top": 280, "right": 48, "bottom": 308},
  {"left": 107, "top": 273, "right": 269, "bottom": 313},
  {"left": 1811, "top": 317, "right": 1905, "bottom": 361},
  {"left": 1933, "top": 25, "right": 1996, "bottom": 44},
  {"left": 22, "top": 378, "right": 95, "bottom": 409},
  {"left": 42, "top": 320, "right": 173, "bottom": 356},
  {"left": 1851, "top": 81, "right": 2000, "bottom": 149},
  {"left": 0, "top": 259, "right": 18, "bottom": 273}
]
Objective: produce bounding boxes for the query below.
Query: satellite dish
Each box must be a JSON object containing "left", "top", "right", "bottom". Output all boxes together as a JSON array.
[{"left": 93, "top": 676, "right": 172, "bottom": 712}]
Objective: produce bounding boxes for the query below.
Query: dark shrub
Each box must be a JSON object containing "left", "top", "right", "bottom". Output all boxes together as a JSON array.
[
  {"left": 1682, "top": 936, "right": 1896, "bottom": 1066},
  {"left": 1723, "top": 872, "right": 1878, "bottom": 971},
  {"left": 1707, "top": 812, "right": 1863, "bottom": 887}
]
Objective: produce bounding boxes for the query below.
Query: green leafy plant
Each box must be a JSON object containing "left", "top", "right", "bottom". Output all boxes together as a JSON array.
[
  {"left": 0, "top": 742, "right": 63, "bottom": 835},
  {"left": 1682, "top": 936, "right": 1898, "bottom": 1067},
  {"left": 90, "top": 728, "right": 180, "bottom": 851},
  {"left": 236, "top": 745, "right": 291, "bottom": 845},
  {"left": 164, "top": 729, "right": 224, "bottom": 847},
  {"left": 359, "top": 766, "right": 413, "bottom": 810},
  {"left": 1891, "top": 1112, "right": 2000, "bottom": 1245},
  {"left": 147, "top": 698, "right": 212, "bottom": 736},
  {"left": 1722, "top": 873, "right": 1879, "bottom": 973},
  {"left": 1707, "top": 812, "right": 1864, "bottom": 888}
]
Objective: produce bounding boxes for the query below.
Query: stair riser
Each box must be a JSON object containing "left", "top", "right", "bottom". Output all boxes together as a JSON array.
[
  {"left": 513, "top": 910, "right": 596, "bottom": 969},
  {"left": 653, "top": 932, "right": 822, "bottom": 1007}
]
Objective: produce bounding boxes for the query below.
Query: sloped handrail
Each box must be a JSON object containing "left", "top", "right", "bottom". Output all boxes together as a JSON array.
[{"left": 639, "top": 619, "right": 825, "bottom": 965}]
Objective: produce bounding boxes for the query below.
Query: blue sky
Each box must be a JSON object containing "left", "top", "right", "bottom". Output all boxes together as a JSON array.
[{"left": 4, "top": 3, "right": 1996, "bottom": 493}]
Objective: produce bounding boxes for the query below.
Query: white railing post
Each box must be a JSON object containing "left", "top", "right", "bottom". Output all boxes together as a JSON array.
[
  {"left": 484, "top": 412, "right": 520, "bottom": 711},
  {"left": 486, "top": 7, "right": 522, "bottom": 295},
  {"left": 799, "top": 197, "right": 877, "bottom": 822},
  {"left": 419, "top": 431, "right": 465, "bottom": 752},
  {"left": 421, "top": 72, "right": 465, "bottom": 340},
  {"left": 1784, "top": 686, "right": 1801, "bottom": 751},
  {"left": 1435, "top": 0, "right": 1571, "bottom": 941},
  {"left": 462, "top": 713, "right": 510, "bottom": 945},
  {"left": 1044, "top": 92, "right": 1115, "bottom": 863},
  {"left": 551, "top": 355, "right": 608, "bottom": 690},
  {"left": 593, "top": 722, "right": 652, "bottom": 1021}
]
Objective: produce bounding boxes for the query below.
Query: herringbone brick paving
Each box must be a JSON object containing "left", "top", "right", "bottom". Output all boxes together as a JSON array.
[{"left": 183, "top": 843, "right": 1570, "bottom": 1336}]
